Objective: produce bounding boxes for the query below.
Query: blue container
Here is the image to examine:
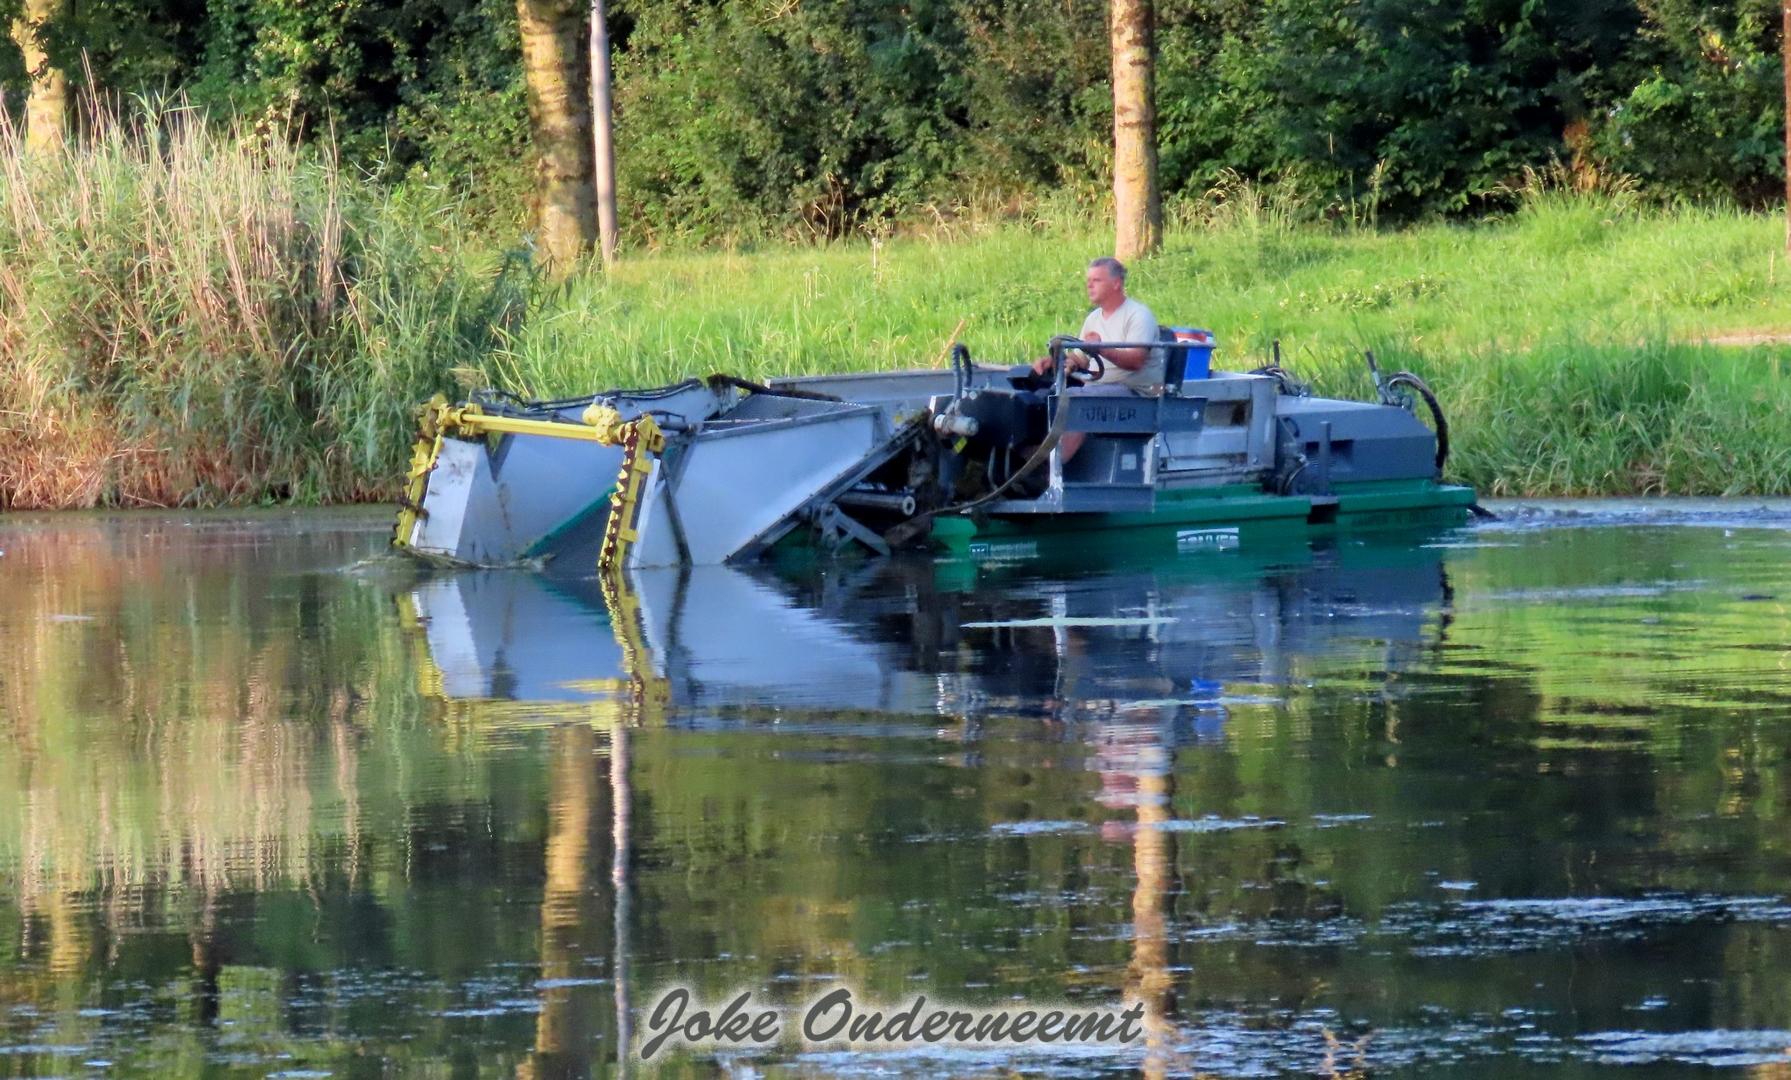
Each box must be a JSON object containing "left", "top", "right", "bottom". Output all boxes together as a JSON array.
[{"left": 1167, "top": 327, "right": 1215, "bottom": 381}]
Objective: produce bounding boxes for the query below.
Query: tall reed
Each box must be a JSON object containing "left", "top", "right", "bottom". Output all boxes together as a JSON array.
[{"left": 0, "top": 96, "right": 526, "bottom": 509}]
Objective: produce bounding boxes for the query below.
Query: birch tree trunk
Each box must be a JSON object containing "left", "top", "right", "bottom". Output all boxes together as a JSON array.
[
  {"left": 1110, "top": 0, "right": 1160, "bottom": 261},
  {"left": 10, "top": 0, "right": 68, "bottom": 154},
  {"left": 517, "top": 0, "right": 597, "bottom": 273},
  {"left": 590, "top": 0, "right": 618, "bottom": 267}
]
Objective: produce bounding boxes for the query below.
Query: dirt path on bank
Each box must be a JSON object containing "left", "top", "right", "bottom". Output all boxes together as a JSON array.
[{"left": 1689, "top": 330, "right": 1791, "bottom": 347}]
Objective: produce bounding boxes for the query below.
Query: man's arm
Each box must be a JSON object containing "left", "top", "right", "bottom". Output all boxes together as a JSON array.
[
  {"left": 1082, "top": 333, "right": 1151, "bottom": 372},
  {"left": 1081, "top": 310, "right": 1158, "bottom": 372}
]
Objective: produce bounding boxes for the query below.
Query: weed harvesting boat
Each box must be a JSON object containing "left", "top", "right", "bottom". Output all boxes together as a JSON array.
[{"left": 392, "top": 333, "right": 1476, "bottom": 571}]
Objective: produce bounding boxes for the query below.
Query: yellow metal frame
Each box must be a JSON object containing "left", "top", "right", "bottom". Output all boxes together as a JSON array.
[
  {"left": 590, "top": 406, "right": 665, "bottom": 573},
  {"left": 392, "top": 397, "right": 654, "bottom": 551},
  {"left": 393, "top": 396, "right": 451, "bottom": 550}
]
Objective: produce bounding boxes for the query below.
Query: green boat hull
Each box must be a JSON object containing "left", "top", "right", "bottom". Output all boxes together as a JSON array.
[{"left": 929, "top": 479, "right": 1477, "bottom": 561}]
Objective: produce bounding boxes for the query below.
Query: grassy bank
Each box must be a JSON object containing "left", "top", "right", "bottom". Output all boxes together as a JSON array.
[
  {"left": 6, "top": 114, "right": 1790, "bottom": 506},
  {"left": 504, "top": 186, "right": 1791, "bottom": 498}
]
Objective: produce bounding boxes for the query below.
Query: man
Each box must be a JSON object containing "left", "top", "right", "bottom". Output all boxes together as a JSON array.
[{"left": 1028, "top": 256, "right": 1160, "bottom": 463}]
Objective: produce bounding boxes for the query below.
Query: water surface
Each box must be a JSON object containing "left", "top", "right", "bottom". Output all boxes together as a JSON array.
[{"left": 4, "top": 507, "right": 1791, "bottom": 1076}]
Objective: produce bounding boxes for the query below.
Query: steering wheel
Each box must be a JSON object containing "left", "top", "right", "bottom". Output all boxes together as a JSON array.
[{"left": 1064, "top": 348, "right": 1106, "bottom": 387}]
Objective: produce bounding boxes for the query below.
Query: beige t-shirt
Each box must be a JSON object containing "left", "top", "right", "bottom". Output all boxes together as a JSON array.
[{"left": 1079, "top": 297, "right": 1162, "bottom": 389}]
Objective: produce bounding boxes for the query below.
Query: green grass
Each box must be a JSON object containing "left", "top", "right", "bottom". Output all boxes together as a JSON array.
[
  {"left": 6, "top": 108, "right": 1790, "bottom": 506},
  {"left": 501, "top": 188, "right": 1791, "bottom": 497}
]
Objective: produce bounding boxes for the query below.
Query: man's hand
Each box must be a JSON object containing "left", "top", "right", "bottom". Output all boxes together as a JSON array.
[
  {"left": 1081, "top": 327, "right": 1150, "bottom": 373},
  {"left": 1031, "top": 327, "right": 1104, "bottom": 375},
  {"left": 1033, "top": 352, "right": 1091, "bottom": 374},
  {"left": 1033, "top": 353, "right": 1091, "bottom": 375}
]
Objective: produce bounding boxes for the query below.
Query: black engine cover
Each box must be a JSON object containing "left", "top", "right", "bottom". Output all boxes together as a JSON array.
[{"left": 955, "top": 389, "right": 1048, "bottom": 450}]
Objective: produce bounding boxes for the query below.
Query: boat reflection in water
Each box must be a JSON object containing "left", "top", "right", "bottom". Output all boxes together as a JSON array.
[
  {"left": 402, "top": 530, "right": 1454, "bottom": 1073},
  {"left": 405, "top": 533, "right": 1453, "bottom": 730}
]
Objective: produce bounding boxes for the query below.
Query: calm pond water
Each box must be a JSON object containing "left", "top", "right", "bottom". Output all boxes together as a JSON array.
[{"left": 4, "top": 506, "right": 1791, "bottom": 1077}]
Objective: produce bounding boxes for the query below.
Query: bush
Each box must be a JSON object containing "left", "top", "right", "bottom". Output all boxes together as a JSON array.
[
  {"left": 609, "top": 0, "right": 1115, "bottom": 244},
  {"left": 1594, "top": 0, "right": 1785, "bottom": 203}
]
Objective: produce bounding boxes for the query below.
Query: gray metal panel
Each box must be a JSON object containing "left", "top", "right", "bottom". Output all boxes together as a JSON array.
[
  {"left": 1056, "top": 394, "right": 1204, "bottom": 435},
  {"left": 629, "top": 404, "right": 889, "bottom": 567},
  {"left": 1177, "top": 370, "right": 1273, "bottom": 401},
  {"left": 413, "top": 435, "right": 623, "bottom": 565},
  {"left": 1062, "top": 433, "right": 1151, "bottom": 486},
  {"left": 629, "top": 457, "right": 685, "bottom": 569},
  {"left": 407, "top": 381, "right": 735, "bottom": 566},
  {"left": 1156, "top": 372, "right": 1276, "bottom": 481},
  {"left": 1275, "top": 397, "right": 1437, "bottom": 482},
  {"left": 409, "top": 436, "right": 478, "bottom": 555},
  {"left": 770, "top": 368, "right": 966, "bottom": 416}
]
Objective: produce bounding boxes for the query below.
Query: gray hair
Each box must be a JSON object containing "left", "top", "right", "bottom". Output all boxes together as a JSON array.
[{"left": 1087, "top": 256, "right": 1127, "bottom": 282}]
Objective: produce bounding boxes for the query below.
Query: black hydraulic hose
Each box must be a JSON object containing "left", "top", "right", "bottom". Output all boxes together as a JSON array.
[
  {"left": 1378, "top": 370, "right": 1491, "bottom": 517},
  {"left": 706, "top": 373, "right": 841, "bottom": 402},
  {"left": 471, "top": 378, "right": 710, "bottom": 415},
  {"left": 950, "top": 342, "right": 972, "bottom": 400},
  {"left": 1249, "top": 365, "right": 1310, "bottom": 397},
  {"left": 1384, "top": 371, "right": 1449, "bottom": 473}
]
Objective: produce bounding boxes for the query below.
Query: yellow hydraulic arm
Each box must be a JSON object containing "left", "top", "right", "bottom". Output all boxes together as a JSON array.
[
  {"left": 392, "top": 396, "right": 665, "bottom": 562},
  {"left": 586, "top": 405, "right": 665, "bottom": 573}
]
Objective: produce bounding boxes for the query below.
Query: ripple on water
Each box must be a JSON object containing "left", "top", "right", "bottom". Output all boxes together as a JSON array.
[
  {"left": 1575, "top": 1029, "right": 1791, "bottom": 1067},
  {"left": 989, "top": 820, "right": 1092, "bottom": 836},
  {"left": 1384, "top": 894, "right": 1791, "bottom": 956},
  {"left": 988, "top": 815, "right": 1284, "bottom": 837}
]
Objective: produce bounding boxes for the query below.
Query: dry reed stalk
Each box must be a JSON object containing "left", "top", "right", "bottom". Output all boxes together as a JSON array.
[{"left": 1, "top": 91, "right": 498, "bottom": 508}]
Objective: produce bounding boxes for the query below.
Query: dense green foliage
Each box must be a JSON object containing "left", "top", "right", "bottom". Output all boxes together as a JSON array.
[{"left": 3, "top": 0, "right": 1785, "bottom": 239}]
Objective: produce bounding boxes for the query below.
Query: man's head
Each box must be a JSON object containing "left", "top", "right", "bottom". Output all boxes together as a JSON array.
[{"left": 1086, "top": 257, "right": 1127, "bottom": 311}]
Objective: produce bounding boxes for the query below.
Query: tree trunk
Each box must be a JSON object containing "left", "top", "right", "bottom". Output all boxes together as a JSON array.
[
  {"left": 1110, "top": 0, "right": 1160, "bottom": 261},
  {"left": 590, "top": 0, "right": 618, "bottom": 268},
  {"left": 10, "top": 0, "right": 68, "bottom": 154},
  {"left": 517, "top": 0, "right": 597, "bottom": 274},
  {"left": 1783, "top": 1, "right": 1789, "bottom": 252}
]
